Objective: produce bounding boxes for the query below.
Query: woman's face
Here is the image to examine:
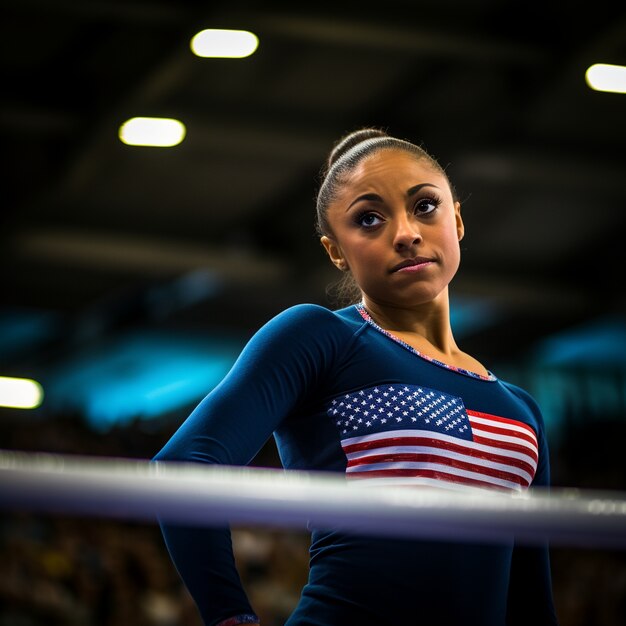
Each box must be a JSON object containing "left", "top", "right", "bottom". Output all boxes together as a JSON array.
[{"left": 321, "top": 149, "right": 464, "bottom": 310}]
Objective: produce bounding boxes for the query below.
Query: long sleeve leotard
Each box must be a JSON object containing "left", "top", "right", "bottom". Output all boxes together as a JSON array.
[{"left": 153, "top": 303, "right": 559, "bottom": 626}]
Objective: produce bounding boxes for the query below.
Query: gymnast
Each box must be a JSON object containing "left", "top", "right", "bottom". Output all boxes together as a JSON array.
[{"left": 153, "top": 127, "right": 559, "bottom": 625}]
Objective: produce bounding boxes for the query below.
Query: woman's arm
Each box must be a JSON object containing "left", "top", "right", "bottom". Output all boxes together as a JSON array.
[
  {"left": 505, "top": 388, "right": 559, "bottom": 625},
  {"left": 153, "top": 304, "right": 341, "bottom": 625}
]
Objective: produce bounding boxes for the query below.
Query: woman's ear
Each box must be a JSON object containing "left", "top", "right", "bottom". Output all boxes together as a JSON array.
[
  {"left": 320, "top": 235, "right": 348, "bottom": 271},
  {"left": 454, "top": 201, "right": 464, "bottom": 241}
]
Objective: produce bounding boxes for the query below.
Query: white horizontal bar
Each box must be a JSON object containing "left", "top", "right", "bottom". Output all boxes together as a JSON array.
[{"left": 0, "top": 449, "right": 625, "bottom": 548}]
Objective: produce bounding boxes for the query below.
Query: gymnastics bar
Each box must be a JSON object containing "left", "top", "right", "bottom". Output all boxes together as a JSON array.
[{"left": 1, "top": 449, "right": 625, "bottom": 548}]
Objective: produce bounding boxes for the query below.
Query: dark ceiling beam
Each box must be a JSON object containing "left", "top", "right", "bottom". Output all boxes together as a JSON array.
[
  {"left": 453, "top": 148, "right": 626, "bottom": 191},
  {"left": 247, "top": 13, "right": 546, "bottom": 64},
  {"left": 1, "top": 0, "right": 189, "bottom": 24},
  {"left": 12, "top": 228, "right": 289, "bottom": 285},
  {"left": 0, "top": 103, "right": 77, "bottom": 134}
]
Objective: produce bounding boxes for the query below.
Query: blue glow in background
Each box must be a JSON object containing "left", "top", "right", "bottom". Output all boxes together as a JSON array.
[{"left": 2, "top": 301, "right": 625, "bottom": 440}]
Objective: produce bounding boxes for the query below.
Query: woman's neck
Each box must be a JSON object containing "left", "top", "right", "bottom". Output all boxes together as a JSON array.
[{"left": 361, "top": 294, "right": 458, "bottom": 356}]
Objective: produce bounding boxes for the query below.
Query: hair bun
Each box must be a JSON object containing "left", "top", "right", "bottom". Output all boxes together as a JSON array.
[{"left": 327, "top": 127, "right": 388, "bottom": 171}]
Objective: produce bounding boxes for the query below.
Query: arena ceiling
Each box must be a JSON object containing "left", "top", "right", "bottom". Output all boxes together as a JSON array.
[{"left": 2, "top": 1, "right": 626, "bottom": 385}]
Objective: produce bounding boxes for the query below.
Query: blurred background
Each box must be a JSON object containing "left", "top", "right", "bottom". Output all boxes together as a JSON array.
[{"left": 1, "top": 1, "right": 625, "bottom": 624}]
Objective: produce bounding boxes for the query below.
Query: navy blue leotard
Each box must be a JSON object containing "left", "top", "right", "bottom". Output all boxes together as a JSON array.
[{"left": 153, "top": 303, "right": 559, "bottom": 626}]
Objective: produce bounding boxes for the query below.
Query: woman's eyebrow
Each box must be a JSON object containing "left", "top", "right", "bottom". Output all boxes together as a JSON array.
[
  {"left": 346, "top": 193, "right": 381, "bottom": 210},
  {"left": 407, "top": 183, "right": 440, "bottom": 196}
]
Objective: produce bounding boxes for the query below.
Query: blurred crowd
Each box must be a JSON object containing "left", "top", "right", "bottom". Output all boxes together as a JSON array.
[
  {"left": 0, "top": 410, "right": 624, "bottom": 626},
  {"left": 0, "top": 413, "right": 308, "bottom": 626}
]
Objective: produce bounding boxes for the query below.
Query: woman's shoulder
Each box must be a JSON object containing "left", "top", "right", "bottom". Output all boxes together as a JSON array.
[
  {"left": 241, "top": 302, "right": 361, "bottom": 362},
  {"left": 499, "top": 379, "right": 539, "bottom": 406},
  {"left": 498, "top": 378, "right": 546, "bottom": 427},
  {"left": 252, "top": 302, "right": 363, "bottom": 346},
  {"left": 266, "top": 302, "right": 360, "bottom": 327}
]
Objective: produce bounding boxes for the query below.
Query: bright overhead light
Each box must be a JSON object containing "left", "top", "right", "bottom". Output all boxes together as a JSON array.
[
  {"left": 0, "top": 376, "right": 44, "bottom": 409},
  {"left": 585, "top": 63, "right": 626, "bottom": 94},
  {"left": 190, "top": 29, "right": 259, "bottom": 58},
  {"left": 118, "top": 117, "right": 186, "bottom": 147}
]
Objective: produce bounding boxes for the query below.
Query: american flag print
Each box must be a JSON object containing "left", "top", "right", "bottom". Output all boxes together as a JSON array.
[{"left": 327, "top": 384, "right": 538, "bottom": 492}]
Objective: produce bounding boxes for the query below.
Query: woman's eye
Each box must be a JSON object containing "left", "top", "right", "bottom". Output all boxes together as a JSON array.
[
  {"left": 414, "top": 197, "right": 440, "bottom": 215},
  {"left": 356, "top": 212, "right": 383, "bottom": 227}
]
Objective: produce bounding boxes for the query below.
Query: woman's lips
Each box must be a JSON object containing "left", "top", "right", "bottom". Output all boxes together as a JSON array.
[{"left": 391, "top": 258, "right": 435, "bottom": 273}]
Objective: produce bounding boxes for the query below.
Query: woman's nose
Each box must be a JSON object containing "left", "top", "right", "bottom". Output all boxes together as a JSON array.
[{"left": 393, "top": 216, "right": 422, "bottom": 250}]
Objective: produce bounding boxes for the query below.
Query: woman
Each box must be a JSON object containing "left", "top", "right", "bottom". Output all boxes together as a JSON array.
[{"left": 153, "top": 128, "right": 559, "bottom": 625}]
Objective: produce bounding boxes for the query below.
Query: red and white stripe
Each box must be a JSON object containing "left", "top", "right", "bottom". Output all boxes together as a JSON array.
[{"left": 342, "top": 410, "right": 538, "bottom": 492}]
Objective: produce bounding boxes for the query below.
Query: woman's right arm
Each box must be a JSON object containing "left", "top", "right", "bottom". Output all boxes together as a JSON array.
[{"left": 152, "top": 304, "right": 339, "bottom": 626}]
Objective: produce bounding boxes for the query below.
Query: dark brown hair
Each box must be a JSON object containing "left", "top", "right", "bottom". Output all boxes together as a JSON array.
[{"left": 316, "top": 127, "right": 455, "bottom": 237}]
